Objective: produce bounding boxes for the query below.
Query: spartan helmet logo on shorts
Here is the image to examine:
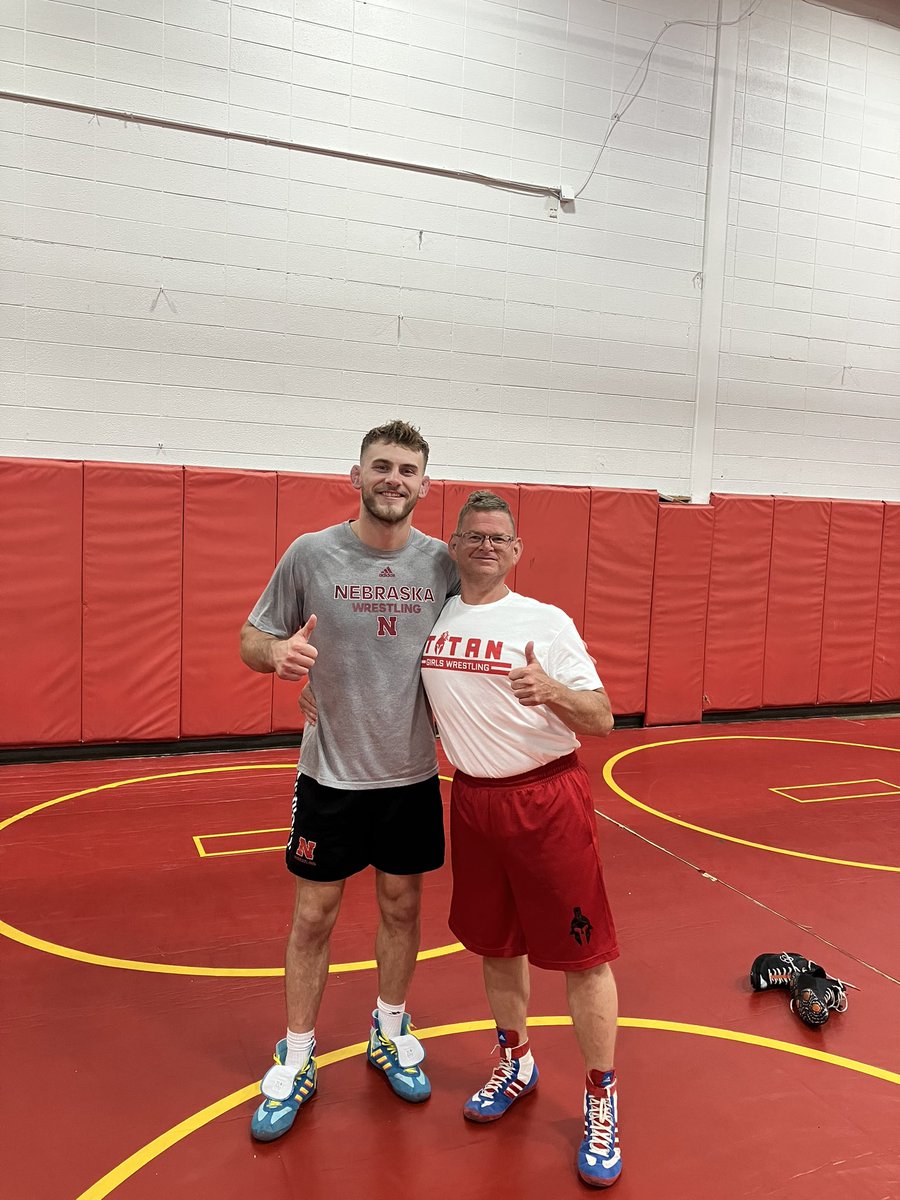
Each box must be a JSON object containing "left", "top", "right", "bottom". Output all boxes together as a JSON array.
[{"left": 569, "top": 906, "right": 593, "bottom": 946}]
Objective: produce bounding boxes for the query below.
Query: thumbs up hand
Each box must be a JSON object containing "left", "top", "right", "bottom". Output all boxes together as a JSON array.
[
  {"left": 273, "top": 614, "right": 319, "bottom": 681},
  {"left": 508, "top": 640, "right": 559, "bottom": 708}
]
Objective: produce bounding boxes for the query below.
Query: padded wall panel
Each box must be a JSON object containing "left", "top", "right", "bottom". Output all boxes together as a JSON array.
[
  {"left": 0, "top": 458, "right": 83, "bottom": 745},
  {"left": 762, "top": 498, "right": 831, "bottom": 708},
  {"left": 872, "top": 503, "right": 900, "bottom": 702},
  {"left": 181, "top": 468, "right": 276, "bottom": 736},
  {"left": 817, "top": 500, "right": 884, "bottom": 704},
  {"left": 515, "top": 485, "right": 591, "bottom": 633},
  {"left": 644, "top": 505, "right": 715, "bottom": 726},
  {"left": 583, "top": 489, "right": 658, "bottom": 717},
  {"left": 275, "top": 472, "right": 358, "bottom": 559},
  {"left": 703, "top": 495, "right": 774, "bottom": 712},
  {"left": 441, "top": 481, "right": 520, "bottom": 591},
  {"left": 82, "top": 463, "right": 184, "bottom": 742},
  {"left": 412, "top": 477, "right": 444, "bottom": 541}
]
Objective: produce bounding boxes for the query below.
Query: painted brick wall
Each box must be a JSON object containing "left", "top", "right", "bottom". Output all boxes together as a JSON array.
[{"left": 0, "top": 0, "right": 897, "bottom": 500}]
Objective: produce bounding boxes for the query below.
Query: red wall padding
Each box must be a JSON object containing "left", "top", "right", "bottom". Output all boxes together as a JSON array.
[
  {"left": 583, "top": 489, "right": 658, "bottom": 716},
  {"left": 515, "top": 485, "right": 591, "bottom": 633},
  {"left": 817, "top": 500, "right": 884, "bottom": 704},
  {"left": 644, "top": 505, "right": 715, "bottom": 726},
  {"left": 181, "top": 468, "right": 276, "bottom": 737},
  {"left": 82, "top": 463, "right": 184, "bottom": 742},
  {"left": 762, "top": 497, "right": 831, "bottom": 708},
  {"left": 412, "top": 476, "right": 445, "bottom": 541},
  {"left": 703, "top": 495, "right": 774, "bottom": 712},
  {"left": 4, "top": 452, "right": 899, "bottom": 749},
  {"left": 0, "top": 459, "right": 83, "bottom": 745},
  {"left": 872, "top": 503, "right": 900, "bottom": 703}
]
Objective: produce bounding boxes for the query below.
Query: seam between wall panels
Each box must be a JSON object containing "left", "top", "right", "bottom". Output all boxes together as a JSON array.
[
  {"left": 867, "top": 504, "right": 887, "bottom": 702},
  {"left": 690, "top": 0, "right": 741, "bottom": 504}
]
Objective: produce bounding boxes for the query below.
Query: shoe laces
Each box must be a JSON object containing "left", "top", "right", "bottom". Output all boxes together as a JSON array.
[
  {"left": 585, "top": 1088, "right": 616, "bottom": 1157},
  {"left": 766, "top": 951, "right": 813, "bottom": 985},
  {"left": 791, "top": 977, "right": 848, "bottom": 1015},
  {"left": 480, "top": 1055, "right": 519, "bottom": 1098}
]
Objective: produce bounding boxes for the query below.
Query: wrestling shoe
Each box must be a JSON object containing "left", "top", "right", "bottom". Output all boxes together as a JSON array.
[
  {"left": 462, "top": 1031, "right": 539, "bottom": 1123},
  {"left": 578, "top": 1071, "right": 622, "bottom": 1189},
  {"left": 249, "top": 1039, "right": 317, "bottom": 1142},
  {"left": 366, "top": 1010, "right": 431, "bottom": 1102},
  {"left": 791, "top": 970, "right": 850, "bottom": 1028},
  {"left": 749, "top": 951, "right": 818, "bottom": 990}
]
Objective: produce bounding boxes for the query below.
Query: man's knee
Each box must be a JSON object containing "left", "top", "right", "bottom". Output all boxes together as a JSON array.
[
  {"left": 289, "top": 881, "right": 343, "bottom": 944},
  {"left": 377, "top": 874, "right": 423, "bottom": 928}
]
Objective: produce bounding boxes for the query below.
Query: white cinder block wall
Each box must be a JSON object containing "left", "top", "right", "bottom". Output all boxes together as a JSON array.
[{"left": 0, "top": 0, "right": 897, "bottom": 498}]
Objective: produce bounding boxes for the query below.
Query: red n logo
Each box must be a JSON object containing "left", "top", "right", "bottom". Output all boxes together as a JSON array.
[
  {"left": 376, "top": 616, "right": 398, "bottom": 638},
  {"left": 295, "top": 837, "right": 316, "bottom": 861}
]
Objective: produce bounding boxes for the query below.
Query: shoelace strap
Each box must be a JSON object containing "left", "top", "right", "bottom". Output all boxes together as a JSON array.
[{"left": 585, "top": 1090, "right": 616, "bottom": 1152}]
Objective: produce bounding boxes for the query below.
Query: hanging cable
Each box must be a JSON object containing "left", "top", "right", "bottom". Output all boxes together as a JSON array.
[{"left": 574, "top": 0, "right": 767, "bottom": 200}]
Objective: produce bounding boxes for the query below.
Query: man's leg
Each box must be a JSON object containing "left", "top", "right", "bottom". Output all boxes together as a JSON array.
[
  {"left": 285, "top": 875, "right": 346, "bottom": 1030},
  {"left": 463, "top": 954, "right": 538, "bottom": 1123},
  {"left": 567, "top": 962, "right": 622, "bottom": 1189},
  {"left": 373, "top": 870, "right": 423, "bottom": 1005},
  {"left": 482, "top": 954, "right": 530, "bottom": 1031},
  {"left": 367, "top": 871, "right": 431, "bottom": 1101},
  {"left": 250, "top": 876, "right": 344, "bottom": 1142},
  {"left": 565, "top": 960, "right": 618, "bottom": 1072}
]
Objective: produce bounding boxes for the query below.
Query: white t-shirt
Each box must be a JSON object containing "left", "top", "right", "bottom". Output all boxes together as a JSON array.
[{"left": 421, "top": 591, "right": 603, "bottom": 778}]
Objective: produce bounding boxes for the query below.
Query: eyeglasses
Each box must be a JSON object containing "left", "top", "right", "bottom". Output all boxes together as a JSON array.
[{"left": 456, "top": 532, "right": 516, "bottom": 548}]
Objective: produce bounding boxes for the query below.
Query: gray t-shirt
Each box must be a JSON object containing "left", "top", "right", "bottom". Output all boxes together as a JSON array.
[{"left": 248, "top": 521, "right": 457, "bottom": 789}]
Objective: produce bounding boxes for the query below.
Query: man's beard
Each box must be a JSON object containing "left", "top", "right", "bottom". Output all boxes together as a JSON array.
[{"left": 361, "top": 487, "right": 418, "bottom": 525}]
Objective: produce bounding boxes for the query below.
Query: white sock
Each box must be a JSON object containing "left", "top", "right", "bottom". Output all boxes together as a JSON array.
[
  {"left": 285, "top": 1027, "right": 315, "bottom": 1069},
  {"left": 376, "top": 996, "right": 405, "bottom": 1040}
]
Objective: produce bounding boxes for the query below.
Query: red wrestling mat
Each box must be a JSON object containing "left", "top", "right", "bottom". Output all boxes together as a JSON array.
[{"left": 2, "top": 722, "right": 899, "bottom": 1200}]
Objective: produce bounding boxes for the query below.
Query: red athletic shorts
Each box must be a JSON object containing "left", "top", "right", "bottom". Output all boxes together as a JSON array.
[{"left": 448, "top": 752, "right": 619, "bottom": 972}]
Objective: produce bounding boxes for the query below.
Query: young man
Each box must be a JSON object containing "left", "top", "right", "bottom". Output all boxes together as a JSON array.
[
  {"left": 420, "top": 490, "right": 622, "bottom": 1189},
  {"left": 240, "top": 420, "right": 456, "bottom": 1142}
]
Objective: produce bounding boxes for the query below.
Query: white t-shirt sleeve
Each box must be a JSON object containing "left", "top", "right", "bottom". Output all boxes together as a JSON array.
[{"left": 546, "top": 617, "right": 603, "bottom": 692}]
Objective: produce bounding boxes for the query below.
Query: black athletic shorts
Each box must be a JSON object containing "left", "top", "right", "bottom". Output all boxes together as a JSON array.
[{"left": 285, "top": 771, "right": 445, "bottom": 882}]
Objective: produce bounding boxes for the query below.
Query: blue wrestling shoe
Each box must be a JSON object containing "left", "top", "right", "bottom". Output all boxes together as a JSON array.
[
  {"left": 249, "top": 1038, "right": 317, "bottom": 1142},
  {"left": 463, "top": 1033, "right": 539, "bottom": 1122},
  {"left": 577, "top": 1071, "right": 622, "bottom": 1188},
  {"left": 366, "top": 1010, "right": 431, "bottom": 1102}
]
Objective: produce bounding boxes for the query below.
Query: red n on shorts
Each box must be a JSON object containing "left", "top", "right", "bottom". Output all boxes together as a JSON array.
[{"left": 448, "top": 753, "right": 619, "bottom": 972}]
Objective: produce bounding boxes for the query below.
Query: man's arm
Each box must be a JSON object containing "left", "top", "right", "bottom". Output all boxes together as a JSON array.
[
  {"left": 240, "top": 615, "right": 318, "bottom": 681},
  {"left": 507, "top": 641, "right": 614, "bottom": 737}
]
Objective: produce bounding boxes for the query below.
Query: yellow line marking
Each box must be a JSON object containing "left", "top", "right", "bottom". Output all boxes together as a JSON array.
[
  {"left": 770, "top": 778, "right": 900, "bottom": 804},
  {"left": 74, "top": 1015, "right": 900, "bottom": 1200},
  {"left": 0, "top": 765, "right": 299, "bottom": 834},
  {"left": 603, "top": 736, "right": 900, "bottom": 872},
  {"left": 0, "top": 918, "right": 464, "bottom": 976},
  {"left": 1, "top": 764, "right": 462, "bottom": 975},
  {"left": 196, "top": 825, "right": 291, "bottom": 840},
  {"left": 193, "top": 827, "right": 290, "bottom": 858}
]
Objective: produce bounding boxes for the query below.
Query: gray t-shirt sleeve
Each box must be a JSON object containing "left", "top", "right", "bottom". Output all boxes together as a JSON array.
[{"left": 247, "top": 537, "right": 306, "bottom": 637}]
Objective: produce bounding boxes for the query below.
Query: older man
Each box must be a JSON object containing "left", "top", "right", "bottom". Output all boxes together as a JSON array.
[{"left": 420, "top": 489, "right": 622, "bottom": 1190}]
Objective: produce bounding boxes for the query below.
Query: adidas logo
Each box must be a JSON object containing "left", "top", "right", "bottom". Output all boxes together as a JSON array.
[{"left": 379, "top": 566, "right": 395, "bottom": 577}]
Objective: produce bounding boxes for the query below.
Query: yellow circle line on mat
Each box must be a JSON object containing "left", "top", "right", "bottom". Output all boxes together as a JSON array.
[
  {"left": 0, "top": 765, "right": 461, "bottom": 975},
  {"left": 74, "top": 1015, "right": 900, "bottom": 1200},
  {"left": 603, "top": 735, "right": 900, "bottom": 873}
]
